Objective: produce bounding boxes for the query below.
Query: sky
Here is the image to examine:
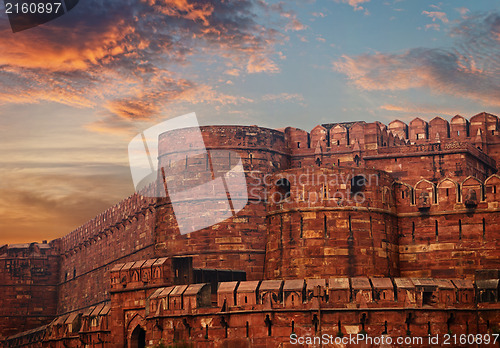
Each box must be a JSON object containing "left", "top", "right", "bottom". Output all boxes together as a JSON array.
[{"left": 0, "top": 0, "right": 499, "bottom": 244}]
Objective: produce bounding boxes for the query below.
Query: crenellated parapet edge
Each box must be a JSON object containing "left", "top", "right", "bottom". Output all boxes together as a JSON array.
[
  {"left": 2, "top": 302, "right": 111, "bottom": 348},
  {"left": 285, "top": 112, "right": 499, "bottom": 151},
  {"left": 58, "top": 186, "right": 157, "bottom": 258},
  {"left": 106, "top": 258, "right": 498, "bottom": 311},
  {"left": 5, "top": 269, "right": 499, "bottom": 347}
]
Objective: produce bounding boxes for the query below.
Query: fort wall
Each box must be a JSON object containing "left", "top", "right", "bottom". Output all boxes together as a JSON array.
[
  {"left": 154, "top": 126, "right": 290, "bottom": 280},
  {"left": 0, "top": 242, "right": 60, "bottom": 339},
  {"left": 6, "top": 268, "right": 499, "bottom": 347},
  {"left": 56, "top": 192, "right": 156, "bottom": 313},
  {"left": 264, "top": 167, "right": 399, "bottom": 279},
  {"left": 1, "top": 113, "right": 500, "bottom": 343}
]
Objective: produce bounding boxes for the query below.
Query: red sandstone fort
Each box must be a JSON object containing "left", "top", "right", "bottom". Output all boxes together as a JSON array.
[{"left": 1, "top": 113, "right": 500, "bottom": 347}]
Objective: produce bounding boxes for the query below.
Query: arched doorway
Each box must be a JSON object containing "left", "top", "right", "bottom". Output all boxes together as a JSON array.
[{"left": 130, "top": 325, "right": 146, "bottom": 348}]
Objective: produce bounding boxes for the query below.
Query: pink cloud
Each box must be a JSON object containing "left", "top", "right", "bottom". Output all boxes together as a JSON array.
[
  {"left": 455, "top": 7, "right": 470, "bottom": 16},
  {"left": 335, "top": 0, "right": 370, "bottom": 11},
  {"left": 425, "top": 23, "right": 441, "bottom": 31},
  {"left": 333, "top": 13, "right": 500, "bottom": 107},
  {"left": 422, "top": 10, "right": 449, "bottom": 23},
  {"left": 312, "top": 12, "right": 326, "bottom": 18},
  {"left": 281, "top": 12, "right": 308, "bottom": 31},
  {"left": 247, "top": 54, "right": 280, "bottom": 73}
]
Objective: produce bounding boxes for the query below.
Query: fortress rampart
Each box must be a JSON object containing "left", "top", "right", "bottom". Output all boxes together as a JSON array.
[
  {"left": 264, "top": 167, "right": 399, "bottom": 279},
  {"left": 154, "top": 126, "right": 289, "bottom": 281},
  {"left": 4, "top": 259, "right": 500, "bottom": 347},
  {"left": 1, "top": 113, "right": 500, "bottom": 346},
  {"left": 56, "top": 191, "right": 157, "bottom": 314}
]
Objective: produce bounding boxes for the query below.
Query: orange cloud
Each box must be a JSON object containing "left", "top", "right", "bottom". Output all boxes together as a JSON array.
[
  {"left": 142, "top": 0, "right": 214, "bottom": 26},
  {"left": 0, "top": 0, "right": 289, "bottom": 114},
  {"left": 247, "top": 54, "right": 280, "bottom": 74},
  {"left": 0, "top": 170, "right": 133, "bottom": 244},
  {"left": 379, "top": 103, "right": 461, "bottom": 116},
  {"left": 0, "top": 22, "right": 136, "bottom": 72}
]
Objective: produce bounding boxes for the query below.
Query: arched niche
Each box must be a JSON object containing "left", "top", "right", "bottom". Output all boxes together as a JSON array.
[{"left": 437, "top": 178, "right": 459, "bottom": 205}]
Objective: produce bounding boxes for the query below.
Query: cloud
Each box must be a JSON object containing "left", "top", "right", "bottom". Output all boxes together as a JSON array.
[
  {"left": 262, "top": 93, "right": 304, "bottom": 102},
  {"left": 224, "top": 68, "right": 241, "bottom": 77},
  {"left": 422, "top": 10, "right": 449, "bottom": 23},
  {"left": 247, "top": 54, "right": 280, "bottom": 73},
  {"left": 0, "top": 168, "right": 132, "bottom": 244},
  {"left": 456, "top": 7, "right": 470, "bottom": 16},
  {"left": 335, "top": 0, "right": 370, "bottom": 11},
  {"left": 425, "top": 23, "right": 441, "bottom": 31},
  {"left": 333, "top": 12, "right": 500, "bottom": 107},
  {"left": 103, "top": 76, "right": 194, "bottom": 120},
  {"left": 87, "top": 83, "right": 254, "bottom": 135},
  {"left": 0, "top": 0, "right": 292, "bottom": 122},
  {"left": 312, "top": 12, "right": 326, "bottom": 18},
  {"left": 280, "top": 12, "right": 308, "bottom": 31},
  {"left": 379, "top": 103, "right": 461, "bottom": 116}
]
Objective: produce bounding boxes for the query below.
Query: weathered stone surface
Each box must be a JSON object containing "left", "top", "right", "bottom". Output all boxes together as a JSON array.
[{"left": 2, "top": 113, "right": 500, "bottom": 347}]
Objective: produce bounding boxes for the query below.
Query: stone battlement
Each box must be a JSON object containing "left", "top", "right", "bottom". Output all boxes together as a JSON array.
[
  {"left": 1, "top": 113, "right": 500, "bottom": 347},
  {"left": 4, "top": 270, "right": 499, "bottom": 347},
  {"left": 60, "top": 191, "right": 156, "bottom": 255}
]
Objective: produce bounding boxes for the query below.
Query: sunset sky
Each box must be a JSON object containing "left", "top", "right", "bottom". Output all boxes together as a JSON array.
[{"left": 0, "top": 0, "right": 499, "bottom": 244}]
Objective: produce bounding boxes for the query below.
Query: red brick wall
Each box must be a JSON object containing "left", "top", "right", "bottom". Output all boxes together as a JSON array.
[
  {"left": 0, "top": 243, "right": 59, "bottom": 338},
  {"left": 264, "top": 168, "right": 399, "bottom": 279},
  {"left": 2, "top": 113, "right": 500, "bottom": 343},
  {"left": 154, "top": 126, "right": 290, "bottom": 280},
  {"left": 57, "top": 193, "right": 156, "bottom": 313}
]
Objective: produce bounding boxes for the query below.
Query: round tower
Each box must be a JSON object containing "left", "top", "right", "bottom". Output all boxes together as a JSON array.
[
  {"left": 264, "top": 166, "right": 399, "bottom": 279},
  {"left": 154, "top": 125, "right": 289, "bottom": 280}
]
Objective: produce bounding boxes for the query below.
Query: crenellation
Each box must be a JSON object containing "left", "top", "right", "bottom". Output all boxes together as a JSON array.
[
  {"left": 409, "top": 117, "right": 429, "bottom": 143},
  {"left": 2, "top": 113, "right": 500, "bottom": 347},
  {"left": 429, "top": 116, "right": 450, "bottom": 142},
  {"left": 388, "top": 119, "right": 409, "bottom": 140}
]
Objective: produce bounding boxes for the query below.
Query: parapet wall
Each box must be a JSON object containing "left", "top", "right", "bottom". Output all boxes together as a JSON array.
[
  {"left": 8, "top": 271, "right": 497, "bottom": 348},
  {"left": 286, "top": 113, "right": 499, "bottom": 182},
  {"left": 394, "top": 174, "right": 500, "bottom": 278},
  {"left": 57, "top": 192, "right": 157, "bottom": 313}
]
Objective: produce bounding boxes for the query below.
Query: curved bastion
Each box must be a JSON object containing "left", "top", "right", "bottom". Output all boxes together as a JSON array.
[
  {"left": 264, "top": 166, "right": 399, "bottom": 279},
  {"left": 153, "top": 125, "right": 290, "bottom": 280}
]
